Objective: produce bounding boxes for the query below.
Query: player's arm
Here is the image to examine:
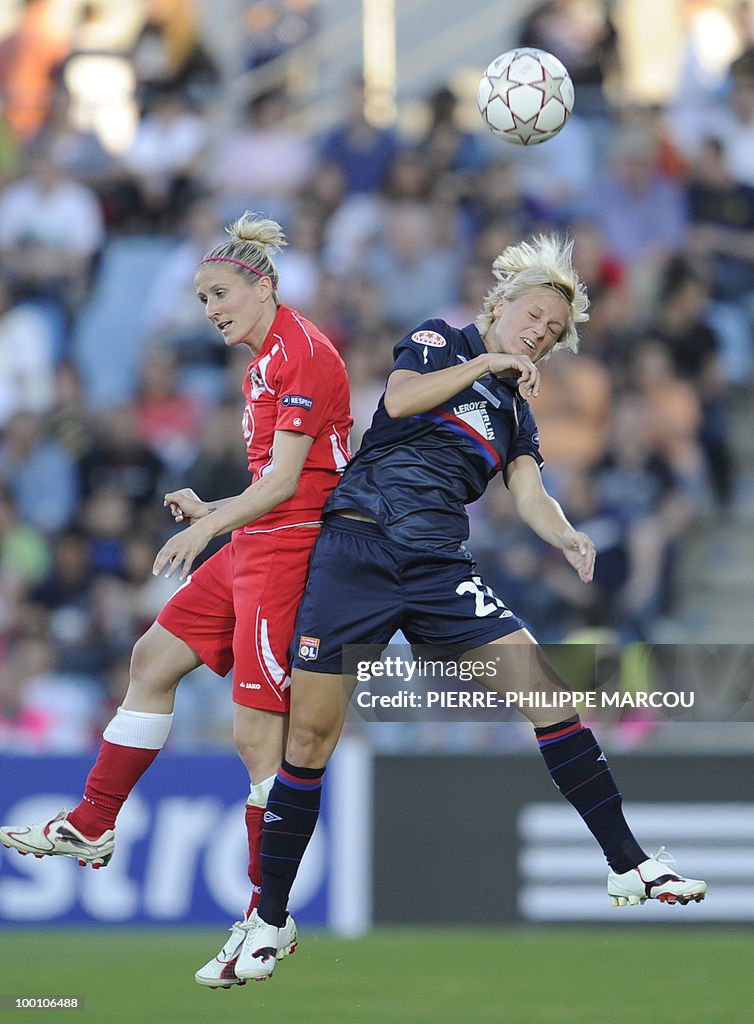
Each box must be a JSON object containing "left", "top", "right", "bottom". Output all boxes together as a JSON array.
[
  {"left": 152, "top": 429, "right": 314, "bottom": 579},
  {"left": 384, "top": 352, "right": 541, "bottom": 418},
  {"left": 505, "top": 455, "right": 596, "bottom": 583}
]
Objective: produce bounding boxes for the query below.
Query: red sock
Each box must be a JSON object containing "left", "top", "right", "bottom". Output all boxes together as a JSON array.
[
  {"left": 245, "top": 804, "right": 264, "bottom": 918},
  {"left": 67, "top": 740, "right": 160, "bottom": 838}
]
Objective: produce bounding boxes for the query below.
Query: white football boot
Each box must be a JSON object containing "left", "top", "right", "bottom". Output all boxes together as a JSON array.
[
  {"left": 608, "top": 847, "right": 707, "bottom": 907},
  {"left": 195, "top": 920, "right": 249, "bottom": 989},
  {"left": 196, "top": 912, "right": 298, "bottom": 988},
  {"left": 0, "top": 809, "right": 114, "bottom": 868},
  {"left": 234, "top": 909, "right": 298, "bottom": 982}
]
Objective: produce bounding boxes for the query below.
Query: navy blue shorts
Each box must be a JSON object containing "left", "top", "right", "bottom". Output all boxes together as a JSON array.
[{"left": 291, "top": 516, "right": 526, "bottom": 674}]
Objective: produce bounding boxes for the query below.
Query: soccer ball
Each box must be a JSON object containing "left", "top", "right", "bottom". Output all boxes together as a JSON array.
[{"left": 477, "top": 48, "right": 574, "bottom": 146}]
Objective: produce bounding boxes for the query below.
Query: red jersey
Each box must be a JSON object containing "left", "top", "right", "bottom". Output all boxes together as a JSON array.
[{"left": 240, "top": 304, "right": 352, "bottom": 532}]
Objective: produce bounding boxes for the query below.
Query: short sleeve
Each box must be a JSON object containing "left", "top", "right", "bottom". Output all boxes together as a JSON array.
[
  {"left": 391, "top": 319, "right": 455, "bottom": 376},
  {"left": 505, "top": 400, "right": 544, "bottom": 474},
  {"left": 273, "top": 347, "right": 333, "bottom": 437}
]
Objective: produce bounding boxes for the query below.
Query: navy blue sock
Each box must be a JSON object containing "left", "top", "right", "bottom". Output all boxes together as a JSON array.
[
  {"left": 535, "top": 717, "right": 648, "bottom": 873},
  {"left": 258, "top": 760, "right": 324, "bottom": 927}
]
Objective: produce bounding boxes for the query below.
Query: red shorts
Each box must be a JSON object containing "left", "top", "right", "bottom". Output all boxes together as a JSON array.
[{"left": 157, "top": 526, "right": 319, "bottom": 711}]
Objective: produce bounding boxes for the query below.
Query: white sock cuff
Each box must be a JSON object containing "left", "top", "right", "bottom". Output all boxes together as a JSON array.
[
  {"left": 247, "top": 775, "right": 276, "bottom": 808},
  {"left": 103, "top": 708, "right": 174, "bottom": 750}
]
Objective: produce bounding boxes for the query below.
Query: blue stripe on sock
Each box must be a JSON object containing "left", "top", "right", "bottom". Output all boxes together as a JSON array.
[
  {"left": 548, "top": 742, "right": 600, "bottom": 773},
  {"left": 583, "top": 792, "right": 623, "bottom": 818}
]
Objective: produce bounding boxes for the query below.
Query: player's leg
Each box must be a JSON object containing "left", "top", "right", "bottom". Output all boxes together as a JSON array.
[
  {"left": 0, "top": 623, "right": 201, "bottom": 866},
  {"left": 408, "top": 551, "right": 706, "bottom": 907},
  {"left": 235, "top": 516, "right": 400, "bottom": 981},
  {"left": 476, "top": 629, "right": 706, "bottom": 906},
  {"left": 0, "top": 547, "right": 236, "bottom": 868},
  {"left": 234, "top": 667, "right": 355, "bottom": 982},
  {"left": 196, "top": 527, "right": 323, "bottom": 988},
  {"left": 194, "top": 703, "right": 298, "bottom": 990},
  {"left": 233, "top": 704, "right": 287, "bottom": 920}
]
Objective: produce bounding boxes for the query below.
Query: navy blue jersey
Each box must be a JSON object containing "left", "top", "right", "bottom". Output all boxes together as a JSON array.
[{"left": 326, "top": 318, "right": 543, "bottom": 550}]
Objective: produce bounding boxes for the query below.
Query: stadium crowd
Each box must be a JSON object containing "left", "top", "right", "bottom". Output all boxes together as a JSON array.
[{"left": 0, "top": 0, "right": 752, "bottom": 752}]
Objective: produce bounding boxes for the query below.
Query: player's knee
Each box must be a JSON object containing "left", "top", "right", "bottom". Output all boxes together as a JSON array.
[
  {"left": 286, "top": 721, "right": 336, "bottom": 768},
  {"left": 129, "top": 632, "right": 178, "bottom": 697}
]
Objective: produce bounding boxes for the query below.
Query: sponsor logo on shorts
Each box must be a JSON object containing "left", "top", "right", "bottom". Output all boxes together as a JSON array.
[
  {"left": 298, "top": 636, "right": 320, "bottom": 660},
  {"left": 239, "top": 681, "right": 262, "bottom": 689},
  {"left": 293, "top": 417, "right": 302, "bottom": 426},
  {"left": 411, "top": 330, "right": 446, "bottom": 348},
  {"left": 281, "top": 394, "right": 313, "bottom": 409}
]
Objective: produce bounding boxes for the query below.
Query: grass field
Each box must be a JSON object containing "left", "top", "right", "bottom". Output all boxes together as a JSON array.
[{"left": 0, "top": 927, "right": 750, "bottom": 1024}]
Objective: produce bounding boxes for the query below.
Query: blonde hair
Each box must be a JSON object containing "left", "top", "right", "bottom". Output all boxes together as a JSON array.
[
  {"left": 202, "top": 212, "right": 287, "bottom": 293},
  {"left": 475, "top": 234, "right": 589, "bottom": 354}
]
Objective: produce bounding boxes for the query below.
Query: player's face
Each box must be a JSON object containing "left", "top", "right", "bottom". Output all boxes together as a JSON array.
[
  {"left": 488, "top": 286, "right": 568, "bottom": 363},
  {"left": 195, "top": 265, "right": 274, "bottom": 351}
]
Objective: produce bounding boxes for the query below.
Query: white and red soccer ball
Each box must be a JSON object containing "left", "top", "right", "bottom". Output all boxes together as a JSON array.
[{"left": 477, "top": 47, "right": 574, "bottom": 146}]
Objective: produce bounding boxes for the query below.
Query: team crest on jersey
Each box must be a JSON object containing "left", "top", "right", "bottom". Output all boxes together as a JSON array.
[
  {"left": 249, "top": 366, "right": 265, "bottom": 400},
  {"left": 411, "top": 330, "right": 446, "bottom": 348},
  {"left": 298, "top": 636, "right": 320, "bottom": 660}
]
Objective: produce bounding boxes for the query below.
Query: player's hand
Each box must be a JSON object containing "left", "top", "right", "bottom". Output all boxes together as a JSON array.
[
  {"left": 560, "top": 529, "right": 596, "bottom": 583},
  {"left": 163, "top": 488, "right": 208, "bottom": 525},
  {"left": 152, "top": 519, "right": 214, "bottom": 580},
  {"left": 486, "top": 354, "right": 541, "bottom": 398}
]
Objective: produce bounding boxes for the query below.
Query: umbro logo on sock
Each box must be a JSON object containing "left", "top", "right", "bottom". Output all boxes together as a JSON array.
[
  {"left": 263, "top": 811, "right": 283, "bottom": 823},
  {"left": 597, "top": 753, "right": 608, "bottom": 763}
]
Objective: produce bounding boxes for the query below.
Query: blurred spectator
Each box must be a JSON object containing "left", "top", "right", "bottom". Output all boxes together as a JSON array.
[
  {"left": 0, "top": 486, "right": 51, "bottom": 597},
  {"left": 631, "top": 336, "right": 706, "bottom": 499},
  {"left": 80, "top": 487, "right": 131, "bottom": 575},
  {"left": 0, "top": 273, "right": 57, "bottom": 428},
  {"left": 0, "top": 411, "right": 78, "bottom": 534},
  {"left": 523, "top": 348, "right": 612, "bottom": 475},
  {"left": 34, "top": 82, "right": 118, "bottom": 191},
  {"left": 590, "top": 392, "right": 694, "bottom": 639},
  {"left": 466, "top": 162, "right": 526, "bottom": 242},
  {"left": 417, "top": 85, "right": 487, "bottom": 181},
  {"left": 589, "top": 124, "right": 688, "bottom": 300},
  {"left": 142, "top": 194, "right": 225, "bottom": 353},
  {"left": 704, "top": 49, "right": 754, "bottom": 187},
  {"left": 319, "top": 75, "right": 400, "bottom": 196},
  {"left": 669, "top": 0, "right": 743, "bottom": 152},
  {"left": 679, "top": 49, "right": 754, "bottom": 188},
  {"left": 77, "top": 403, "right": 165, "bottom": 513},
  {"left": 471, "top": 485, "right": 582, "bottom": 641},
  {"left": 0, "top": 150, "right": 105, "bottom": 318},
  {"left": 130, "top": 0, "right": 219, "bottom": 110},
  {"left": 568, "top": 219, "right": 628, "bottom": 362},
  {"left": 649, "top": 257, "right": 734, "bottom": 505},
  {"left": 47, "top": 361, "right": 96, "bottom": 460},
  {"left": 275, "top": 202, "right": 324, "bottom": 312},
  {"left": 686, "top": 135, "right": 754, "bottom": 382},
  {"left": 0, "top": 0, "right": 70, "bottom": 141},
  {"left": 517, "top": 0, "right": 621, "bottom": 117},
  {"left": 120, "top": 85, "right": 209, "bottom": 230},
  {"left": 134, "top": 345, "right": 206, "bottom": 474},
  {"left": 0, "top": 634, "right": 103, "bottom": 752},
  {"left": 184, "top": 396, "right": 250, "bottom": 569},
  {"left": 364, "top": 201, "right": 460, "bottom": 329},
  {"left": 206, "top": 87, "right": 315, "bottom": 224},
  {"left": 31, "top": 526, "right": 97, "bottom": 672}
]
